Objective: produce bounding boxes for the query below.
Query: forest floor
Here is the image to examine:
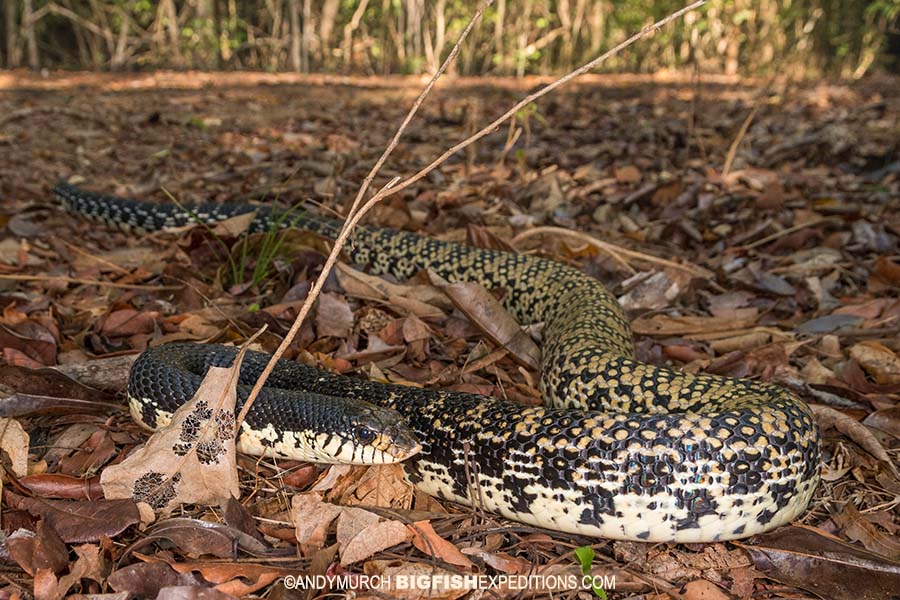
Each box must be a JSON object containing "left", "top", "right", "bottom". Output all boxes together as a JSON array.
[{"left": 1, "top": 71, "right": 899, "bottom": 600}]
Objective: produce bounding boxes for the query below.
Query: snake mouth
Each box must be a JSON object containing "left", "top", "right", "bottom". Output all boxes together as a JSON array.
[{"left": 375, "top": 425, "right": 422, "bottom": 462}]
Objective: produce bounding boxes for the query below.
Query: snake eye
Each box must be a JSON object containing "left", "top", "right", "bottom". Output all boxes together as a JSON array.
[{"left": 357, "top": 426, "right": 377, "bottom": 444}]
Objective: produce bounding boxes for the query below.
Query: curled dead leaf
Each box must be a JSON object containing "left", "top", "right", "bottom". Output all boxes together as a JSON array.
[
  {"left": 738, "top": 525, "right": 900, "bottom": 600},
  {"left": 810, "top": 404, "right": 898, "bottom": 477},
  {"left": 849, "top": 341, "right": 900, "bottom": 385},
  {"left": 440, "top": 280, "right": 541, "bottom": 371},
  {"left": 100, "top": 347, "right": 246, "bottom": 513}
]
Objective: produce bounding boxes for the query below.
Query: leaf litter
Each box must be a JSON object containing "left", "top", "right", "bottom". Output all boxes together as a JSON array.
[{"left": 0, "top": 71, "right": 899, "bottom": 598}]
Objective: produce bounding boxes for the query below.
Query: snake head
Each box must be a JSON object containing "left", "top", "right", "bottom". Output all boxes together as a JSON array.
[{"left": 321, "top": 403, "right": 421, "bottom": 465}]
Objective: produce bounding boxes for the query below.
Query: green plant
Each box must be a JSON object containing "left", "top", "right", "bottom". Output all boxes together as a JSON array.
[
  {"left": 574, "top": 546, "right": 608, "bottom": 599},
  {"left": 162, "top": 188, "right": 305, "bottom": 290}
]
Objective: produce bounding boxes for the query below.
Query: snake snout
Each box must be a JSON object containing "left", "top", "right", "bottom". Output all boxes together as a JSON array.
[{"left": 335, "top": 405, "right": 421, "bottom": 465}]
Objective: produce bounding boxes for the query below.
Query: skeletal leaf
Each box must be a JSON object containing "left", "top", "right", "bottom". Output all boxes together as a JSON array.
[{"left": 100, "top": 347, "right": 248, "bottom": 513}]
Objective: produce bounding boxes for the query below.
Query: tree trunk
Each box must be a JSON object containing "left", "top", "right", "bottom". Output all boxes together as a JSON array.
[
  {"left": 341, "top": 0, "right": 369, "bottom": 70},
  {"left": 160, "top": 0, "right": 181, "bottom": 64},
  {"left": 5, "top": 0, "right": 19, "bottom": 67},
  {"left": 301, "top": 0, "right": 311, "bottom": 71},
  {"left": 22, "top": 0, "right": 39, "bottom": 69},
  {"left": 112, "top": 0, "right": 134, "bottom": 69},
  {"left": 320, "top": 0, "right": 339, "bottom": 64},
  {"left": 196, "top": 0, "right": 217, "bottom": 67},
  {"left": 494, "top": 0, "right": 505, "bottom": 61},
  {"left": 289, "top": 0, "right": 301, "bottom": 71}
]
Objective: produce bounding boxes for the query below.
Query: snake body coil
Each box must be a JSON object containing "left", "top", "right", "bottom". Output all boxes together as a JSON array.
[{"left": 55, "top": 182, "right": 820, "bottom": 542}]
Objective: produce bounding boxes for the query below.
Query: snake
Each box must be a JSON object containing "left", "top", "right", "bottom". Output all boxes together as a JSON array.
[{"left": 54, "top": 181, "right": 820, "bottom": 542}]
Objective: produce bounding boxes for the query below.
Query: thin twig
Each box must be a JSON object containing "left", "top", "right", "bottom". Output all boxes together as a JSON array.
[
  {"left": 722, "top": 104, "right": 759, "bottom": 177},
  {"left": 343, "top": 0, "right": 496, "bottom": 218},
  {"left": 237, "top": 0, "right": 707, "bottom": 427},
  {"left": 0, "top": 273, "right": 180, "bottom": 290},
  {"left": 512, "top": 226, "right": 713, "bottom": 278}
]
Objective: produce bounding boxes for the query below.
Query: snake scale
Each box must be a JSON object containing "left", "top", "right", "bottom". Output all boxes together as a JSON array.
[{"left": 55, "top": 181, "right": 820, "bottom": 542}]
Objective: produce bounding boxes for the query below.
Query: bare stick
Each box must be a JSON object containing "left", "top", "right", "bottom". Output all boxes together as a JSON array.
[
  {"left": 512, "top": 226, "right": 712, "bottom": 277},
  {"left": 344, "top": 0, "right": 496, "bottom": 218},
  {"left": 237, "top": 0, "right": 707, "bottom": 428},
  {"left": 722, "top": 104, "right": 759, "bottom": 177},
  {"left": 0, "top": 273, "right": 179, "bottom": 290}
]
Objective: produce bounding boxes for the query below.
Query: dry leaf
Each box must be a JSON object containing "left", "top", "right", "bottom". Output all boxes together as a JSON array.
[
  {"left": 292, "top": 492, "right": 344, "bottom": 548},
  {"left": 364, "top": 560, "right": 467, "bottom": 600},
  {"left": 211, "top": 210, "right": 256, "bottom": 237},
  {"left": 810, "top": 404, "right": 898, "bottom": 476},
  {"left": 849, "top": 341, "right": 900, "bottom": 385},
  {"left": 460, "top": 547, "right": 532, "bottom": 574},
  {"left": 340, "top": 519, "right": 411, "bottom": 565},
  {"left": 830, "top": 502, "right": 900, "bottom": 561},
  {"left": 100, "top": 350, "right": 245, "bottom": 513},
  {"left": 108, "top": 562, "right": 206, "bottom": 597},
  {"left": 316, "top": 292, "right": 354, "bottom": 338},
  {"left": 408, "top": 520, "right": 475, "bottom": 570},
  {"left": 669, "top": 579, "right": 732, "bottom": 600},
  {"left": 0, "top": 417, "right": 29, "bottom": 477},
  {"left": 5, "top": 491, "right": 140, "bottom": 543},
  {"left": 148, "top": 555, "right": 292, "bottom": 597},
  {"left": 618, "top": 271, "right": 682, "bottom": 311},
  {"left": 632, "top": 314, "right": 758, "bottom": 336},
  {"left": 739, "top": 525, "right": 900, "bottom": 600},
  {"left": 615, "top": 165, "right": 642, "bottom": 183},
  {"left": 441, "top": 281, "right": 540, "bottom": 371}
]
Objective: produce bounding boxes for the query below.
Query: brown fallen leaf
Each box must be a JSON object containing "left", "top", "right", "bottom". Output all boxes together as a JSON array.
[
  {"left": 440, "top": 280, "right": 541, "bottom": 371},
  {"left": 460, "top": 546, "right": 532, "bottom": 574},
  {"left": 211, "top": 210, "right": 257, "bottom": 237},
  {"left": 316, "top": 292, "right": 355, "bottom": 338},
  {"left": 738, "top": 525, "right": 900, "bottom": 600},
  {"left": 335, "top": 263, "right": 450, "bottom": 318},
  {"left": 0, "top": 319, "right": 57, "bottom": 365},
  {"left": 5, "top": 491, "right": 140, "bottom": 543},
  {"left": 59, "top": 429, "right": 117, "bottom": 476},
  {"left": 618, "top": 271, "right": 683, "bottom": 311},
  {"left": 0, "top": 393, "right": 121, "bottom": 419},
  {"left": 98, "top": 308, "right": 158, "bottom": 337},
  {"left": 33, "top": 543, "right": 106, "bottom": 600},
  {"left": 810, "top": 404, "right": 899, "bottom": 476},
  {"left": 363, "top": 560, "right": 467, "bottom": 600},
  {"left": 849, "top": 341, "right": 900, "bottom": 385},
  {"left": 18, "top": 473, "right": 105, "bottom": 501},
  {"left": 292, "top": 492, "right": 345, "bottom": 548},
  {"left": 100, "top": 344, "right": 247, "bottom": 513},
  {"left": 0, "top": 418, "right": 29, "bottom": 484},
  {"left": 156, "top": 586, "right": 239, "bottom": 600},
  {"left": 108, "top": 562, "right": 207, "bottom": 598},
  {"left": 830, "top": 502, "right": 900, "bottom": 562},
  {"left": 124, "top": 517, "right": 272, "bottom": 559},
  {"left": 147, "top": 554, "right": 292, "bottom": 596},
  {"left": 335, "top": 463, "right": 414, "bottom": 508},
  {"left": 0, "top": 364, "right": 117, "bottom": 402},
  {"left": 340, "top": 519, "right": 411, "bottom": 566},
  {"left": 631, "top": 314, "right": 758, "bottom": 337},
  {"left": 408, "top": 520, "right": 475, "bottom": 570},
  {"left": 863, "top": 407, "right": 900, "bottom": 440},
  {"left": 7, "top": 521, "right": 68, "bottom": 576},
  {"left": 667, "top": 579, "right": 733, "bottom": 600},
  {"left": 615, "top": 164, "right": 642, "bottom": 183}
]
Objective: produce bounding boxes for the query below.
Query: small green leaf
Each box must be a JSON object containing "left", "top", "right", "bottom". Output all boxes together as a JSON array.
[
  {"left": 574, "top": 545, "right": 594, "bottom": 574},
  {"left": 575, "top": 546, "right": 608, "bottom": 598}
]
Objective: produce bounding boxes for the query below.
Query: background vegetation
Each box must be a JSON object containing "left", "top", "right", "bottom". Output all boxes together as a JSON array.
[{"left": 4, "top": 0, "right": 900, "bottom": 77}]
